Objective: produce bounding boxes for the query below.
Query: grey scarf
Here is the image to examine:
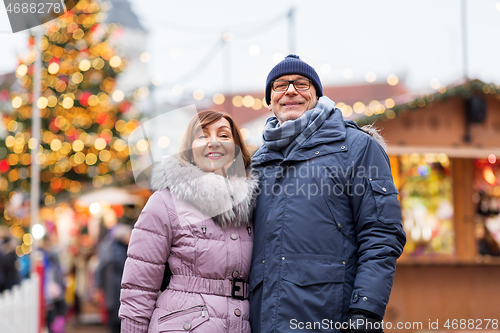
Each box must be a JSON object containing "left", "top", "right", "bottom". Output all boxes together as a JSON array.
[{"left": 262, "top": 96, "right": 336, "bottom": 157}]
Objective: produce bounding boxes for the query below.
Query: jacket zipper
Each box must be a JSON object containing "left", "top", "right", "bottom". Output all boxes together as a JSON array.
[
  {"left": 158, "top": 305, "right": 206, "bottom": 323},
  {"left": 201, "top": 226, "right": 206, "bottom": 234}
]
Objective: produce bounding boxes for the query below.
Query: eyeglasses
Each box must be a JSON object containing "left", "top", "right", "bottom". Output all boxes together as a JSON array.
[{"left": 271, "top": 79, "right": 311, "bottom": 92}]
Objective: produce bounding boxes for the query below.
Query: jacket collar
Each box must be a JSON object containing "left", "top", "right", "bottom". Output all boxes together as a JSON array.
[
  {"left": 150, "top": 157, "right": 259, "bottom": 228},
  {"left": 253, "top": 108, "right": 346, "bottom": 166}
]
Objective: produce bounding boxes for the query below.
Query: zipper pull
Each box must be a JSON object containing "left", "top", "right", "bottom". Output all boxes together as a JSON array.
[
  {"left": 201, "top": 226, "right": 206, "bottom": 234},
  {"left": 201, "top": 306, "right": 206, "bottom": 317},
  {"left": 247, "top": 226, "right": 252, "bottom": 235}
]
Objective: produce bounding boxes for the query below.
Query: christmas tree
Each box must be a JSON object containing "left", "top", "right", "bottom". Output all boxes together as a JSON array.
[{"left": 1, "top": 0, "right": 139, "bottom": 224}]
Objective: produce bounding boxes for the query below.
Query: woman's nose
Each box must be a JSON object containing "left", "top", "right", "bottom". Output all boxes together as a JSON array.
[{"left": 207, "top": 139, "right": 220, "bottom": 148}]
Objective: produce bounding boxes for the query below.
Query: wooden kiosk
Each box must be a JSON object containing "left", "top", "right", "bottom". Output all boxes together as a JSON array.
[{"left": 357, "top": 80, "right": 500, "bottom": 331}]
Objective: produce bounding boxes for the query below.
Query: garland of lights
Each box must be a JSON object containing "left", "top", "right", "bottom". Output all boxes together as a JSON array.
[{"left": 356, "top": 79, "right": 500, "bottom": 126}]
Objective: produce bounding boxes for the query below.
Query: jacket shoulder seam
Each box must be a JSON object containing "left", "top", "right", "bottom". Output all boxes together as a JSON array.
[
  {"left": 134, "top": 226, "right": 169, "bottom": 239},
  {"left": 127, "top": 253, "right": 164, "bottom": 266}
]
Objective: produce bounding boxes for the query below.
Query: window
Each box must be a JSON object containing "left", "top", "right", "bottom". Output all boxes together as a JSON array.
[{"left": 391, "top": 154, "right": 454, "bottom": 256}]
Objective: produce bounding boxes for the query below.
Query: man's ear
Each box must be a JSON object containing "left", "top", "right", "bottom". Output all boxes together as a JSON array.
[{"left": 268, "top": 104, "right": 272, "bottom": 112}]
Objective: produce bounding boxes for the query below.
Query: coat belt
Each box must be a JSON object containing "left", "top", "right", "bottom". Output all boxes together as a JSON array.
[{"left": 167, "top": 275, "right": 249, "bottom": 300}]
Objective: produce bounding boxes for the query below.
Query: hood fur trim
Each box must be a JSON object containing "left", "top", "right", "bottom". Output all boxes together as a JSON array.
[
  {"left": 360, "top": 124, "right": 387, "bottom": 151},
  {"left": 150, "top": 158, "right": 259, "bottom": 228}
]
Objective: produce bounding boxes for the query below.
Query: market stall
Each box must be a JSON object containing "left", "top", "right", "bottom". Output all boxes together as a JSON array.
[{"left": 358, "top": 79, "right": 500, "bottom": 329}]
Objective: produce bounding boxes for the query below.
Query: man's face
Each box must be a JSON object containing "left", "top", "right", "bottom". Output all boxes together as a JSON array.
[{"left": 269, "top": 74, "right": 318, "bottom": 124}]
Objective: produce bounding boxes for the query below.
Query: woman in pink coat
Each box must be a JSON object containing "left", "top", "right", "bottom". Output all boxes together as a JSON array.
[{"left": 119, "top": 110, "right": 258, "bottom": 333}]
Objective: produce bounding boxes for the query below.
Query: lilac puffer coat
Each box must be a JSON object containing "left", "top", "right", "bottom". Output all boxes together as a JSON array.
[{"left": 119, "top": 158, "right": 259, "bottom": 333}]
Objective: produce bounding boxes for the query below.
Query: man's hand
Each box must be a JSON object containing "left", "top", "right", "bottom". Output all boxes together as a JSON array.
[{"left": 345, "top": 310, "right": 384, "bottom": 333}]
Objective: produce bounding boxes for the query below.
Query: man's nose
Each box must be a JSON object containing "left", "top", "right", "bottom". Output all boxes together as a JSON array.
[{"left": 285, "top": 83, "right": 298, "bottom": 95}]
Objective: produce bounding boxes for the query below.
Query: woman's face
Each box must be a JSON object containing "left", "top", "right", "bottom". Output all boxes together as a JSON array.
[{"left": 191, "top": 118, "right": 236, "bottom": 175}]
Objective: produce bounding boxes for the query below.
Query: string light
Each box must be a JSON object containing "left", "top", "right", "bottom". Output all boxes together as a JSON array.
[
  {"left": 172, "top": 84, "right": 183, "bottom": 95},
  {"left": 193, "top": 89, "right": 205, "bottom": 100},
  {"left": 158, "top": 136, "right": 170, "bottom": 148},
  {"left": 232, "top": 95, "right": 243, "bottom": 107},
  {"left": 89, "top": 202, "right": 101, "bottom": 214},
  {"left": 353, "top": 102, "right": 365, "bottom": 114},
  {"left": 79, "top": 59, "right": 91, "bottom": 71},
  {"left": 365, "top": 71, "right": 377, "bottom": 83},
  {"left": 112, "top": 90, "right": 124, "bottom": 102},
  {"left": 242, "top": 95, "right": 255, "bottom": 108},
  {"left": 152, "top": 75, "right": 164, "bottom": 87},
  {"left": 430, "top": 78, "right": 441, "bottom": 90},
  {"left": 48, "top": 63, "right": 60, "bottom": 74},
  {"left": 213, "top": 93, "right": 225, "bottom": 105},
  {"left": 140, "top": 52, "right": 151, "bottom": 63},
  {"left": 16, "top": 65, "right": 28, "bottom": 77},
  {"left": 252, "top": 98, "right": 263, "bottom": 110},
  {"left": 11, "top": 96, "right": 22, "bottom": 108},
  {"left": 387, "top": 74, "right": 399, "bottom": 86},
  {"left": 109, "top": 56, "right": 122, "bottom": 68},
  {"left": 384, "top": 98, "right": 395, "bottom": 109}
]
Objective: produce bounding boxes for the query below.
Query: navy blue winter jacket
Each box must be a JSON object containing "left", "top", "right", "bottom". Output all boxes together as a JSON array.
[{"left": 249, "top": 109, "right": 406, "bottom": 333}]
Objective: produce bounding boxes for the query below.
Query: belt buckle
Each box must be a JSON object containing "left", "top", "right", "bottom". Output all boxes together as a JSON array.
[{"left": 231, "top": 278, "right": 246, "bottom": 300}]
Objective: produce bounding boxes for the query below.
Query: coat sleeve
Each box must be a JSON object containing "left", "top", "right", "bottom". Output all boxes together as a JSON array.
[
  {"left": 119, "top": 191, "right": 173, "bottom": 333},
  {"left": 348, "top": 135, "right": 406, "bottom": 319}
]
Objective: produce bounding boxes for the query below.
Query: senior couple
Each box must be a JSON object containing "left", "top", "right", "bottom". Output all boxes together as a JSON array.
[{"left": 118, "top": 55, "right": 406, "bottom": 333}]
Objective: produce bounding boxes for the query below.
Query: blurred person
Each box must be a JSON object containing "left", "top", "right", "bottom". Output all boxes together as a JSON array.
[
  {"left": 95, "top": 223, "right": 132, "bottom": 333},
  {"left": 119, "top": 110, "right": 258, "bottom": 333},
  {"left": 249, "top": 55, "right": 406, "bottom": 333},
  {"left": 0, "top": 233, "right": 20, "bottom": 293},
  {"left": 18, "top": 253, "right": 31, "bottom": 280},
  {"left": 0, "top": 226, "right": 6, "bottom": 291},
  {"left": 39, "top": 234, "right": 67, "bottom": 333},
  {"left": 94, "top": 220, "right": 115, "bottom": 325}
]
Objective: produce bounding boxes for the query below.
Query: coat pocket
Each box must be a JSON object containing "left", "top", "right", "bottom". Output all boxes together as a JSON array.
[
  {"left": 281, "top": 257, "right": 345, "bottom": 286},
  {"left": 157, "top": 305, "right": 209, "bottom": 332},
  {"left": 277, "top": 257, "right": 345, "bottom": 331},
  {"left": 369, "top": 179, "right": 402, "bottom": 224}
]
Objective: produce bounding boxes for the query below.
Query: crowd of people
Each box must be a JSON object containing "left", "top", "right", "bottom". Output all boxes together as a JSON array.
[{"left": 0, "top": 222, "right": 133, "bottom": 333}]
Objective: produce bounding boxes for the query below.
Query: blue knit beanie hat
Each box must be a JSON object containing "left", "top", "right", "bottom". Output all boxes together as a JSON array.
[{"left": 265, "top": 54, "right": 323, "bottom": 104}]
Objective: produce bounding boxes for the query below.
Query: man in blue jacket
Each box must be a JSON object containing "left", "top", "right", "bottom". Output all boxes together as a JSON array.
[{"left": 249, "top": 55, "right": 406, "bottom": 333}]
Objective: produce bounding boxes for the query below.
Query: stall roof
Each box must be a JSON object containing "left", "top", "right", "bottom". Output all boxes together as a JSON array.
[
  {"left": 357, "top": 79, "right": 499, "bottom": 126},
  {"left": 76, "top": 186, "right": 142, "bottom": 206}
]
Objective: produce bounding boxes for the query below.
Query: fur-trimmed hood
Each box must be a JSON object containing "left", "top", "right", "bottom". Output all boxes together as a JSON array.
[
  {"left": 150, "top": 157, "right": 259, "bottom": 228},
  {"left": 360, "top": 124, "right": 387, "bottom": 151}
]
